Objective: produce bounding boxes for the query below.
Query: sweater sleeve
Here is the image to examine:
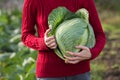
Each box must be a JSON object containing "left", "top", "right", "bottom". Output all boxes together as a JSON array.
[
  {"left": 84, "top": 0, "right": 106, "bottom": 60},
  {"left": 21, "top": 0, "right": 50, "bottom": 51}
]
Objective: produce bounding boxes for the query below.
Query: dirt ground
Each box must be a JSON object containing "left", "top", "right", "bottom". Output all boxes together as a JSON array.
[{"left": 100, "top": 32, "right": 120, "bottom": 80}]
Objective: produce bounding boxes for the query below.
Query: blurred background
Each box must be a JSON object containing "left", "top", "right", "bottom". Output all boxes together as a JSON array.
[{"left": 0, "top": 0, "right": 120, "bottom": 80}]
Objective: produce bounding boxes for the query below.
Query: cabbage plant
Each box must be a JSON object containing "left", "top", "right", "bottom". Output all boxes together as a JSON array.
[{"left": 48, "top": 7, "right": 95, "bottom": 60}]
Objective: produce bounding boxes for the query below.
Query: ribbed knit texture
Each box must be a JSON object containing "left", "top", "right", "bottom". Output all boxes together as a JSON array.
[{"left": 22, "top": 0, "right": 106, "bottom": 78}]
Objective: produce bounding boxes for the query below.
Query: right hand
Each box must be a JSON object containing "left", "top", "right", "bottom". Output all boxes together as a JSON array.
[{"left": 44, "top": 29, "right": 57, "bottom": 49}]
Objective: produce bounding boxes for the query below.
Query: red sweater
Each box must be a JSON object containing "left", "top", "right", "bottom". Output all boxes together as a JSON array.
[{"left": 22, "top": 0, "right": 106, "bottom": 78}]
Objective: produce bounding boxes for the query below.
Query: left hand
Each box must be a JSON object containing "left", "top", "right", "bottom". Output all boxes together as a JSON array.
[{"left": 64, "top": 45, "right": 92, "bottom": 64}]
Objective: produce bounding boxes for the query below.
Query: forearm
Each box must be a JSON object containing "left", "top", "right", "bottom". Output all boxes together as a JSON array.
[
  {"left": 84, "top": 0, "right": 106, "bottom": 60},
  {"left": 21, "top": 0, "right": 50, "bottom": 51}
]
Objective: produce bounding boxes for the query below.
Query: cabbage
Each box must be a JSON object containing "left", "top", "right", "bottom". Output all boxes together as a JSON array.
[{"left": 48, "top": 7, "right": 95, "bottom": 60}]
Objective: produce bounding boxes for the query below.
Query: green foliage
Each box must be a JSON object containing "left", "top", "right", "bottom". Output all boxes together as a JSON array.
[
  {"left": 91, "top": 63, "right": 106, "bottom": 80},
  {"left": 95, "top": 0, "right": 120, "bottom": 12},
  {"left": 0, "top": 9, "right": 37, "bottom": 80},
  {"left": 0, "top": 1, "right": 120, "bottom": 79},
  {"left": 102, "top": 23, "right": 120, "bottom": 33}
]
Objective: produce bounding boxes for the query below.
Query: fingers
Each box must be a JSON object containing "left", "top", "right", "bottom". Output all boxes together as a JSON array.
[
  {"left": 64, "top": 51, "right": 82, "bottom": 64},
  {"left": 66, "top": 50, "right": 91, "bottom": 59},
  {"left": 44, "top": 29, "right": 57, "bottom": 49},
  {"left": 75, "top": 45, "right": 88, "bottom": 50},
  {"left": 66, "top": 51, "right": 81, "bottom": 57},
  {"left": 64, "top": 47, "right": 91, "bottom": 64},
  {"left": 64, "top": 55, "right": 87, "bottom": 64},
  {"left": 75, "top": 45, "right": 91, "bottom": 58},
  {"left": 64, "top": 55, "right": 80, "bottom": 61},
  {"left": 45, "top": 36, "right": 55, "bottom": 43},
  {"left": 65, "top": 59, "right": 80, "bottom": 64},
  {"left": 45, "top": 36, "right": 57, "bottom": 49},
  {"left": 46, "top": 37, "right": 57, "bottom": 49}
]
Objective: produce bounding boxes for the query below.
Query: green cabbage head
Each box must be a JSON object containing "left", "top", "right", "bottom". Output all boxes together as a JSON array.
[{"left": 48, "top": 7, "right": 95, "bottom": 60}]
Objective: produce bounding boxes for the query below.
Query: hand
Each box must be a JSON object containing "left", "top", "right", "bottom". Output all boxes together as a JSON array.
[
  {"left": 44, "top": 29, "right": 57, "bottom": 49},
  {"left": 64, "top": 45, "right": 92, "bottom": 64}
]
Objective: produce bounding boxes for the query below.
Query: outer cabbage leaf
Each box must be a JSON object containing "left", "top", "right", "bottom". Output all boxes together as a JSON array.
[
  {"left": 48, "top": 7, "right": 76, "bottom": 36},
  {"left": 86, "top": 24, "right": 96, "bottom": 48}
]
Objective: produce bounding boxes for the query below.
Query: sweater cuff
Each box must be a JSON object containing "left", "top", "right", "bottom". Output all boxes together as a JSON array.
[{"left": 89, "top": 48, "right": 99, "bottom": 60}]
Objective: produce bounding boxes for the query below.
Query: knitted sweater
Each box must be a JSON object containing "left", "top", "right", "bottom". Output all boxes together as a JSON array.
[{"left": 22, "top": 0, "right": 106, "bottom": 78}]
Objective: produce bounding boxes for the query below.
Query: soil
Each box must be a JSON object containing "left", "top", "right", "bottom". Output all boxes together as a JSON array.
[{"left": 100, "top": 32, "right": 120, "bottom": 80}]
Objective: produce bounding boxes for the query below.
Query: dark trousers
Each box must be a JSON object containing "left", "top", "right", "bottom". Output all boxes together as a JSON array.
[{"left": 37, "top": 72, "right": 90, "bottom": 80}]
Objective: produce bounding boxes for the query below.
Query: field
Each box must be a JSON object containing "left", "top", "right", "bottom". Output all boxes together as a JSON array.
[
  {"left": 91, "top": 4, "right": 120, "bottom": 79},
  {"left": 0, "top": 0, "right": 120, "bottom": 80}
]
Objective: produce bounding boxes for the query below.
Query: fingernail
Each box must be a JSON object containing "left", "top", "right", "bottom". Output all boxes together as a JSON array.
[
  {"left": 75, "top": 46, "right": 79, "bottom": 47},
  {"left": 65, "top": 59, "right": 68, "bottom": 64},
  {"left": 49, "top": 25, "right": 52, "bottom": 28},
  {"left": 66, "top": 51, "right": 70, "bottom": 53}
]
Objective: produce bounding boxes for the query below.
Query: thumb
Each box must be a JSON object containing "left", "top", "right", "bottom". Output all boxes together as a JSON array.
[{"left": 44, "top": 29, "right": 51, "bottom": 37}]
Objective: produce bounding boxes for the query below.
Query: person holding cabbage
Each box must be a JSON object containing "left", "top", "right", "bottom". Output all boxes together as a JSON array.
[{"left": 21, "top": 0, "right": 106, "bottom": 80}]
